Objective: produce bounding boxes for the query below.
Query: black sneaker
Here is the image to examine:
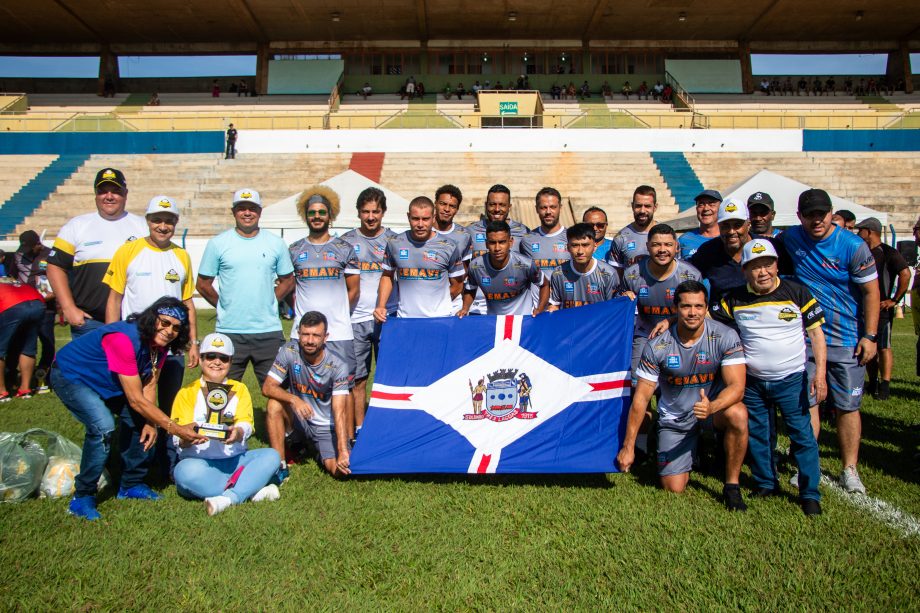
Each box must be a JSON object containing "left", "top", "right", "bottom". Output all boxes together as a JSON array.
[
  {"left": 877, "top": 381, "right": 890, "bottom": 401},
  {"left": 801, "top": 499, "right": 822, "bottom": 516},
  {"left": 723, "top": 484, "right": 747, "bottom": 512},
  {"left": 750, "top": 488, "right": 779, "bottom": 498},
  {"left": 866, "top": 379, "right": 878, "bottom": 399}
]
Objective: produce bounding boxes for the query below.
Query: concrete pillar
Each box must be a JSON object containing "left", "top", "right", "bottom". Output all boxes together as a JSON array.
[
  {"left": 98, "top": 46, "right": 119, "bottom": 96},
  {"left": 886, "top": 41, "right": 913, "bottom": 93},
  {"left": 256, "top": 43, "right": 270, "bottom": 95},
  {"left": 738, "top": 40, "right": 753, "bottom": 94}
]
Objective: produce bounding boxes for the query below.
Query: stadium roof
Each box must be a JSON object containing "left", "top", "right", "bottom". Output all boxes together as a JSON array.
[{"left": 1, "top": 0, "right": 917, "bottom": 52}]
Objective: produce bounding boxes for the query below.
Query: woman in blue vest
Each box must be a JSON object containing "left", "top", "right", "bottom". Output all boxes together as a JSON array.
[{"left": 51, "top": 296, "right": 206, "bottom": 520}]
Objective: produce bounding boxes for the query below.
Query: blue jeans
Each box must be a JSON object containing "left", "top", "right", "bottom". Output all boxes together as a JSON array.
[
  {"left": 70, "top": 317, "right": 104, "bottom": 339},
  {"left": 50, "top": 366, "right": 153, "bottom": 497},
  {"left": 174, "top": 448, "right": 280, "bottom": 504},
  {"left": 744, "top": 371, "right": 821, "bottom": 501}
]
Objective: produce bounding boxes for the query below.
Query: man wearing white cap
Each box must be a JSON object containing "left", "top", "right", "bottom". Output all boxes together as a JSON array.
[
  {"left": 715, "top": 239, "right": 827, "bottom": 516},
  {"left": 197, "top": 189, "right": 294, "bottom": 388},
  {"left": 104, "top": 195, "right": 198, "bottom": 477}
]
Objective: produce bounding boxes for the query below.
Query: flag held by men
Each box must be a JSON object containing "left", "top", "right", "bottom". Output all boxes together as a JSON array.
[{"left": 350, "top": 298, "right": 635, "bottom": 474}]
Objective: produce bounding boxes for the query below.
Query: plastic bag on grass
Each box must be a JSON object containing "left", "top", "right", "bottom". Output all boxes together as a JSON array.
[
  {"left": 24, "top": 428, "right": 83, "bottom": 499},
  {"left": 0, "top": 432, "right": 48, "bottom": 502}
]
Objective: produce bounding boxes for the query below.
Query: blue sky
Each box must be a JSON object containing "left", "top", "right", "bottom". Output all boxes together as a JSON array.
[{"left": 0, "top": 53, "right": 917, "bottom": 78}]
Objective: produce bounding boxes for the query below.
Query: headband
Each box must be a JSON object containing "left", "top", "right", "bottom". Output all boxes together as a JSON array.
[{"left": 157, "top": 305, "right": 187, "bottom": 323}]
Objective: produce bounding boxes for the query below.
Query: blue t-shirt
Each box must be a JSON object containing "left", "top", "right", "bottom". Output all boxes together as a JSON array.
[
  {"left": 777, "top": 225, "right": 877, "bottom": 347},
  {"left": 592, "top": 238, "right": 613, "bottom": 262},
  {"left": 678, "top": 229, "right": 712, "bottom": 260},
  {"left": 199, "top": 229, "right": 294, "bottom": 334}
]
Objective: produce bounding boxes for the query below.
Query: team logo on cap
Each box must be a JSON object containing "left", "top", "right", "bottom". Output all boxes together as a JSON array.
[
  {"left": 751, "top": 242, "right": 767, "bottom": 254},
  {"left": 725, "top": 203, "right": 738, "bottom": 213},
  {"left": 211, "top": 339, "right": 225, "bottom": 348},
  {"left": 102, "top": 169, "right": 116, "bottom": 180},
  {"left": 752, "top": 193, "right": 763, "bottom": 201},
  {"left": 239, "top": 192, "right": 252, "bottom": 199},
  {"left": 158, "top": 199, "right": 171, "bottom": 208}
]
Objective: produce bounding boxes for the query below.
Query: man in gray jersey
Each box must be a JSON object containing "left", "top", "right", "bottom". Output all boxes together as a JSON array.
[
  {"left": 617, "top": 280, "right": 749, "bottom": 511},
  {"left": 621, "top": 224, "right": 701, "bottom": 377},
  {"left": 374, "top": 197, "right": 465, "bottom": 320},
  {"left": 433, "top": 184, "right": 473, "bottom": 314},
  {"left": 607, "top": 185, "right": 657, "bottom": 269},
  {"left": 263, "top": 311, "right": 352, "bottom": 479},
  {"left": 341, "top": 187, "right": 398, "bottom": 432},
  {"left": 467, "top": 185, "right": 530, "bottom": 314},
  {"left": 547, "top": 224, "right": 621, "bottom": 311},
  {"left": 459, "top": 221, "right": 547, "bottom": 316},
  {"left": 521, "top": 187, "right": 569, "bottom": 309}
]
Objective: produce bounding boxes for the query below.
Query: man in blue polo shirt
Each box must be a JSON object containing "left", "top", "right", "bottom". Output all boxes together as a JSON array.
[{"left": 679, "top": 189, "right": 722, "bottom": 259}]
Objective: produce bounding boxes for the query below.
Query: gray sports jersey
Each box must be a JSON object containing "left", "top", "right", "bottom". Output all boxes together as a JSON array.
[
  {"left": 549, "top": 260, "right": 621, "bottom": 309},
  {"left": 622, "top": 259, "right": 702, "bottom": 337},
  {"left": 607, "top": 223, "right": 650, "bottom": 268},
  {"left": 382, "top": 232, "right": 465, "bottom": 318},
  {"left": 468, "top": 218, "right": 530, "bottom": 314},
  {"left": 267, "top": 340, "right": 350, "bottom": 427},
  {"left": 520, "top": 227, "right": 569, "bottom": 307},
  {"left": 341, "top": 228, "right": 399, "bottom": 323},
  {"left": 288, "top": 237, "right": 360, "bottom": 341},
  {"left": 435, "top": 223, "right": 473, "bottom": 313},
  {"left": 635, "top": 319, "right": 745, "bottom": 425},
  {"left": 465, "top": 252, "right": 543, "bottom": 315}
]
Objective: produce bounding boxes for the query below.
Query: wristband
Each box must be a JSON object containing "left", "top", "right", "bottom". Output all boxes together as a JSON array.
[{"left": 862, "top": 333, "right": 877, "bottom": 342}]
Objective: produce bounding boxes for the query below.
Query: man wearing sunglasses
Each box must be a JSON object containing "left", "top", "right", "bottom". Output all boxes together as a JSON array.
[
  {"left": 197, "top": 189, "right": 294, "bottom": 389},
  {"left": 47, "top": 168, "right": 147, "bottom": 339},
  {"left": 582, "top": 206, "right": 612, "bottom": 262}
]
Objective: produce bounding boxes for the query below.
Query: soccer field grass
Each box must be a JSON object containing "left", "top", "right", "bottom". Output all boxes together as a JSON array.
[{"left": 1, "top": 312, "right": 917, "bottom": 609}]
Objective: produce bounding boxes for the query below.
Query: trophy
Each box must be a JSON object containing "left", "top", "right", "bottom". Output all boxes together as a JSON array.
[{"left": 196, "top": 382, "right": 232, "bottom": 440}]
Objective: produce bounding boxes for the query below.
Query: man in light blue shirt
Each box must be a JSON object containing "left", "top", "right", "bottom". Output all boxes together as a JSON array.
[{"left": 197, "top": 188, "right": 294, "bottom": 387}]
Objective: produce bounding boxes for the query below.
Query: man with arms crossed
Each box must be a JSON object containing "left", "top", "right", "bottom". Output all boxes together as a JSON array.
[
  {"left": 374, "top": 197, "right": 465, "bottom": 321},
  {"left": 547, "top": 224, "right": 620, "bottom": 311},
  {"left": 617, "top": 280, "right": 749, "bottom": 511},
  {"left": 459, "top": 221, "right": 548, "bottom": 317},
  {"left": 263, "top": 312, "right": 351, "bottom": 478},
  {"left": 717, "top": 240, "right": 826, "bottom": 515}
]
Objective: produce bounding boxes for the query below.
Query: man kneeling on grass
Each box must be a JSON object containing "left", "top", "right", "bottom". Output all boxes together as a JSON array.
[
  {"left": 616, "top": 280, "right": 750, "bottom": 511},
  {"left": 263, "top": 311, "right": 352, "bottom": 479}
]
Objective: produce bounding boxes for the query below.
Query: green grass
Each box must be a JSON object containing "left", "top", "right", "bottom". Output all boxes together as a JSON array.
[{"left": 1, "top": 312, "right": 918, "bottom": 609}]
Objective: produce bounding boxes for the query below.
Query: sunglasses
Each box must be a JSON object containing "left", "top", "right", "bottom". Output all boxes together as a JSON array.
[
  {"left": 589, "top": 222, "right": 607, "bottom": 228},
  {"left": 306, "top": 209, "right": 329, "bottom": 217},
  {"left": 156, "top": 317, "right": 182, "bottom": 332},
  {"left": 202, "top": 353, "right": 231, "bottom": 363}
]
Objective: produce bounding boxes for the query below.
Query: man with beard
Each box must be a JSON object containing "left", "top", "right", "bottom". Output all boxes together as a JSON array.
[
  {"left": 679, "top": 190, "right": 722, "bottom": 260},
  {"left": 433, "top": 184, "right": 472, "bottom": 314},
  {"left": 747, "top": 192, "right": 780, "bottom": 237},
  {"left": 607, "top": 185, "right": 657, "bottom": 268},
  {"left": 520, "top": 187, "right": 569, "bottom": 309}
]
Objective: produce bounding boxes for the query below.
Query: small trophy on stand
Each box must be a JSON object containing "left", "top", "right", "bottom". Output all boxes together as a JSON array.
[{"left": 197, "top": 381, "right": 232, "bottom": 440}]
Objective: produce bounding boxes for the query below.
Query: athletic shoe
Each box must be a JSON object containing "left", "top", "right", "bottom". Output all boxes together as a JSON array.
[
  {"left": 205, "top": 495, "right": 232, "bottom": 516},
  {"left": 0, "top": 392, "right": 10, "bottom": 403},
  {"left": 789, "top": 472, "right": 799, "bottom": 487},
  {"left": 269, "top": 463, "right": 290, "bottom": 487},
  {"left": 839, "top": 465, "right": 866, "bottom": 494},
  {"left": 877, "top": 381, "right": 890, "bottom": 401},
  {"left": 13, "top": 389, "right": 32, "bottom": 400},
  {"left": 251, "top": 484, "right": 280, "bottom": 503},
  {"left": 68, "top": 496, "right": 101, "bottom": 521},
  {"left": 116, "top": 484, "right": 162, "bottom": 500},
  {"left": 800, "top": 499, "right": 822, "bottom": 516},
  {"left": 35, "top": 385, "right": 50, "bottom": 395},
  {"left": 866, "top": 379, "right": 878, "bottom": 399},
  {"left": 723, "top": 484, "right": 748, "bottom": 512},
  {"left": 750, "top": 488, "right": 779, "bottom": 498}
]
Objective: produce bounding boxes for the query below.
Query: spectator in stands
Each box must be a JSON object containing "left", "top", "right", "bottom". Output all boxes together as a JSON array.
[
  {"left": 211, "top": 79, "right": 220, "bottom": 97},
  {"left": 679, "top": 190, "right": 722, "bottom": 259},
  {"left": 879, "top": 78, "right": 893, "bottom": 96},
  {"left": 565, "top": 82, "right": 576, "bottom": 99},
  {"left": 550, "top": 84, "right": 562, "bottom": 100},
  {"left": 844, "top": 76, "right": 853, "bottom": 95},
  {"left": 239, "top": 79, "right": 249, "bottom": 97},
  {"left": 867, "top": 78, "right": 878, "bottom": 95},
  {"left": 415, "top": 82, "right": 426, "bottom": 99},
  {"left": 405, "top": 76, "right": 416, "bottom": 99},
  {"left": 582, "top": 206, "right": 612, "bottom": 262},
  {"left": 826, "top": 76, "right": 836, "bottom": 96},
  {"left": 360, "top": 83, "right": 373, "bottom": 99},
  {"left": 472, "top": 81, "right": 482, "bottom": 96},
  {"left": 637, "top": 81, "right": 649, "bottom": 100},
  {"left": 797, "top": 77, "right": 808, "bottom": 96},
  {"left": 47, "top": 168, "right": 147, "bottom": 339},
  {"left": 783, "top": 77, "right": 794, "bottom": 96},
  {"left": 484, "top": 80, "right": 491, "bottom": 89},
  {"left": 621, "top": 81, "right": 632, "bottom": 100},
  {"left": 747, "top": 192, "right": 780, "bottom": 237},
  {"left": 771, "top": 78, "right": 780, "bottom": 94},
  {"left": 810, "top": 77, "right": 821, "bottom": 96},
  {"left": 833, "top": 209, "right": 857, "bottom": 232},
  {"left": 856, "top": 217, "right": 910, "bottom": 400},
  {"left": 196, "top": 189, "right": 294, "bottom": 389},
  {"left": 759, "top": 78, "right": 771, "bottom": 95},
  {"left": 601, "top": 81, "right": 612, "bottom": 98},
  {"left": 581, "top": 81, "right": 592, "bottom": 98},
  {"left": 0, "top": 280, "right": 44, "bottom": 401},
  {"left": 8, "top": 230, "right": 55, "bottom": 392},
  {"left": 225, "top": 123, "right": 238, "bottom": 160},
  {"left": 146, "top": 93, "right": 160, "bottom": 106},
  {"left": 443, "top": 83, "right": 453, "bottom": 100},
  {"left": 661, "top": 84, "right": 673, "bottom": 103},
  {"left": 456, "top": 82, "right": 466, "bottom": 100},
  {"left": 652, "top": 81, "right": 664, "bottom": 100}
]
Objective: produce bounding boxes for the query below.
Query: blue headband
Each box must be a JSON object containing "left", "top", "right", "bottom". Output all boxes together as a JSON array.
[{"left": 157, "top": 305, "right": 187, "bottom": 323}]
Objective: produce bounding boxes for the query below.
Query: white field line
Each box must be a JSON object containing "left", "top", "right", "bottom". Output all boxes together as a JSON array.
[{"left": 819, "top": 471, "right": 920, "bottom": 539}]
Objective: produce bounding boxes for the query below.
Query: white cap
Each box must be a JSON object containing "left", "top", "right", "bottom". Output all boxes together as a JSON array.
[
  {"left": 200, "top": 333, "right": 234, "bottom": 356},
  {"left": 741, "top": 239, "right": 779, "bottom": 266},
  {"left": 232, "top": 188, "right": 262, "bottom": 207},
  {"left": 145, "top": 195, "right": 179, "bottom": 218},
  {"left": 717, "top": 197, "right": 749, "bottom": 224}
]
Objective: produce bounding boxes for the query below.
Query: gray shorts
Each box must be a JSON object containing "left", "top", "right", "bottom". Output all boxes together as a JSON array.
[
  {"left": 657, "top": 416, "right": 699, "bottom": 477},
  {"left": 352, "top": 320, "right": 381, "bottom": 380},
  {"left": 877, "top": 318, "right": 892, "bottom": 350},
  {"left": 326, "top": 339, "right": 357, "bottom": 387},
  {"left": 224, "top": 331, "right": 285, "bottom": 388},
  {"left": 631, "top": 335, "right": 648, "bottom": 380},
  {"left": 291, "top": 417, "right": 338, "bottom": 462},
  {"left": 806, "top": 345, "right": 865, "bottom": 412}
]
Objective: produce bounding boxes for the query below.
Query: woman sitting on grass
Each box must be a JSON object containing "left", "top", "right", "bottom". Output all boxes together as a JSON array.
[
  {"left": 171, "top": 333, "right": 282, "bottom": 516},
  {"left": 51, "top": 296, "right": 205, "bottom": 520}
]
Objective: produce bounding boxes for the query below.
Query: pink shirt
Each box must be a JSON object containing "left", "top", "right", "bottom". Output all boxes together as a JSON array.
[{"left": 101, "top": 332, "right": 165, "bottom": 376}]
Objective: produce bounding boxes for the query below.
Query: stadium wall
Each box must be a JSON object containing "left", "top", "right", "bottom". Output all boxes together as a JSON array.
[
  {"left": 0, "top": 132, "right": 224, "bottom": 154},
  {"left": 802, "top": 129, "right": 920, "bottom": 151}
]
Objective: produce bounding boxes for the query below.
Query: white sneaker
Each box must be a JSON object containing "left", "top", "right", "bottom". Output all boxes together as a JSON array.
[
  {"left": 840, "top": 465, "right": 866, "bottom": 494},
  {"left": 251, "top": 484, "right": 280, "bottom": 503},
  {"left": 205, "top": 495, "right": 232, "bottom": 516},
  {"left": 789, "top": 472, "right": 799, "bottom": 487}
]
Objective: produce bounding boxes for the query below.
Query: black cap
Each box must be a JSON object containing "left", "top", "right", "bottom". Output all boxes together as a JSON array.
[
  {"left": 798, "top": 188, "right": 832, "bottom": 214},
  {"left": 747, "top": 191, "right": 774, "bottom": 211},
  {"left": 855, "top": 216, "right": 882, "bottom": 234},
  {"left": 94, "top": 168, "right": 127, "bottom": 190},
  {"left": 18, "top": 230, "right": 40, "bottom": 247}
]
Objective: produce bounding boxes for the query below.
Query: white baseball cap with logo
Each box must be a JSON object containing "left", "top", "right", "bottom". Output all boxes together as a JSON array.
[
  {"left": 145, "top": 195, "right": 180, "bottom": 218},
  {"left": 232, "top": 188, "right": 262, "bottom": 208},
  {"left": 200, "top": 333, "right": 235, "bottom": 356},
  {"left": 717, "top": 197, "right": 749, "bottom": 224},
  {"left": 741, "top": 239, "right": 779, "bottom": 266}
]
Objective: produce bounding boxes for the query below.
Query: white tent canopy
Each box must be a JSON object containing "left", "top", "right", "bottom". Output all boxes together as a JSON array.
[
  {"left": 664, "top": 169, "right": 888, "bottom": 231},
  {"left": 259, "top": 169, "right": 411, "bottom": 241}
]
